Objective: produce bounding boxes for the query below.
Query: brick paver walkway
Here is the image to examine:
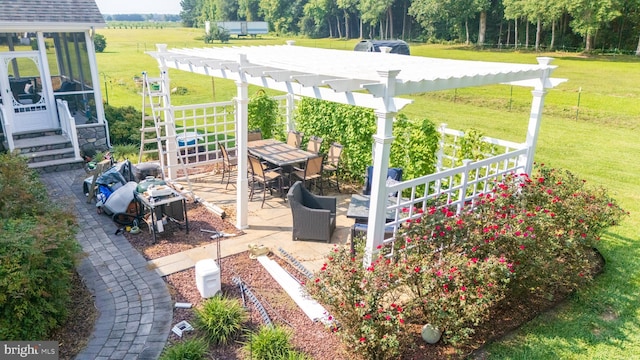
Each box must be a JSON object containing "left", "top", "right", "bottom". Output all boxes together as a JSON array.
[{"left": 41, "top": 169, "right": 172, "bottom": 360}]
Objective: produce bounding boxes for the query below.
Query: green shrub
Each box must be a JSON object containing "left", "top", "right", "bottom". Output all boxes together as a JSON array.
[
  {"left": 390, "top": 114, "right": 439, "bottom": 184},
  {"left": 110, "top": 144, "right": 139, "bottom": 163},
  {"left": 104, "top": 104, "right": 143, "bottom": 146},
  {"left": 204, "top": 27, "right": 230, "bottom": 43},
  {"left": 308, "top": 164, "right": 627, "bottom": 349},
  {"left": 306, "top": 246, "right": 409, "bottom": 360},
  {"left": 194, "top": 295, "right": 248, "bottom": 345},
  {"left": 395, "top": 165, "right": 627, "bottom": 338},
  {"left": 395, "top": 230, "right": 512, "bottom": 344},
  {"left": 0, "top": 153, "right": 80, "bottom": 340},
  {"left": 295, "top": 99, "right": 440, "bottom": 183},
  {"left": 0, "top": 154, "right": 48, "bottom": 218},
  {"left": 93, "top": 33, "right": 107, "bottom": 52},
  {"left": 295, "top": 98, "right": 376, "bottom": 180},
  {"left": 455, "top": 165, "right": 628, "bottom": 298},
  {"left": 248, "top": 90, "right": 281, "bottom": 139},
  {"left": 159, "top": 337, "right": 208, "bottom": 360},
  {"left": 243, "top": 325, "right": 297, "bottom": 360}
]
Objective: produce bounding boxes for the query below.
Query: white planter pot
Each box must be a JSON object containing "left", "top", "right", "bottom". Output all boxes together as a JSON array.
[{"left": 421, "top": 323, "right": 442, "bottom": 344}]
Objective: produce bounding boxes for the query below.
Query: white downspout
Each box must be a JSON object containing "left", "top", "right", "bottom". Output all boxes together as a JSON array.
[
  {"left": 236, "top": 54, "right": 250, "bottom": 230},
  {"left": 363, "top": 69, "right": 400, "bottom": 267}
]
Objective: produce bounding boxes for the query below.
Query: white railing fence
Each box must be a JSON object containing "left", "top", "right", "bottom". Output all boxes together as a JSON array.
[
  {"left": 170, "top": 101, "right": 237, "bottom": 172},
  {"left": 437, "top": 123, "right": 526, "bottom": 172},
  {"left": 166, "top": 94, "right": 296, "bottom": 174},
  {"left": 382, "top": 134, "right": 529, "bottom": 256}
]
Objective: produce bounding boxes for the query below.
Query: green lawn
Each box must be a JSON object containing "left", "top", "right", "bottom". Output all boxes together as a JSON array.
[{"left": 96, "top": 29, "right": 640, "bottom": 359}]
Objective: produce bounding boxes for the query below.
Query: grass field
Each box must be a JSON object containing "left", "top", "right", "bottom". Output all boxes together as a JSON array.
[{"left": 96, "top": 28, "right": 640, "bottom": 359}]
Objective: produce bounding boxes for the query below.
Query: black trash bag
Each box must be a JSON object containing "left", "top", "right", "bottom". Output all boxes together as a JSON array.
[
  {"left": 115, "top": 159, "right": 136, "bottom": 183},
  {"left": 95, "top": 166, "right": 127, "bottom": 187}
]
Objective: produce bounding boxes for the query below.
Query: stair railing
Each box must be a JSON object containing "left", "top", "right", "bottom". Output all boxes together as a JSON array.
[
  {"left": 0, "top": 103, "right": 15, "bottom": 152},
  {"left": 56, "top": 99, "right": 82, "bottom": 160}
]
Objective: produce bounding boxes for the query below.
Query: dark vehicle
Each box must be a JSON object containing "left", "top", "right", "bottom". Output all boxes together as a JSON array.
[{"left": 353, "top": 40, "right": 410, "bottom": 55}]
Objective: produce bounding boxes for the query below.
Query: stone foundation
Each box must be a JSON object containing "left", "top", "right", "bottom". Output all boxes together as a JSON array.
[{"left": 77, "top": 123, "right": 109, "bottom": 158}]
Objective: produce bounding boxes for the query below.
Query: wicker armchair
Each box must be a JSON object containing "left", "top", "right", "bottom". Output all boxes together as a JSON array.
[{"left": 287, "top": 181, "right": 336, "bottom": 242}]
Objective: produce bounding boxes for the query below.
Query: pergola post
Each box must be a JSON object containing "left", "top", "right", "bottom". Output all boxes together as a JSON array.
[
  {"left": 286, "top": 93, "right": 296, "bottom": 131},
  {"left": 524, "top": 57, "right": 554, "bottom": 175},
  {"left": 363, "top": 69, "right": 400, "bottom": 267},
  {"left": 236, "top": 55, "right": 250, "bottom": 230}
]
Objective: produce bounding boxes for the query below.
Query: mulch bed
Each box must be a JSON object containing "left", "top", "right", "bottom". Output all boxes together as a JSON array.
[{"left": 124, "top": 201, "right": 242, "bottom": 260}]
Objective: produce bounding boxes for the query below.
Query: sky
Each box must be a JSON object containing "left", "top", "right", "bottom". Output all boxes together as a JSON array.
[{"left": 94, "top": 0, "right": 182, "bottom": 15}]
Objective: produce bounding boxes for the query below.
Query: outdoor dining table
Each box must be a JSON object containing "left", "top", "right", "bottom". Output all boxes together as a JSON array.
[
  {"left": 247, "top": 138, "right": 315, "bottom": 167},
  {"left": 347, "top": 194, "right": 400, "bottom": 254}
]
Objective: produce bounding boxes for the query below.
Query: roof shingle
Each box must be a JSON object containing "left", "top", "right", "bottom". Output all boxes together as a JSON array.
[{"left": 0, "top": 0, "right": 105, "bottom": 26}]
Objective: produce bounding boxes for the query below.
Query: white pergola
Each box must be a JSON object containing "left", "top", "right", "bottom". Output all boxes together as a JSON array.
[{"left": 148, "top": 43, "right": 561, "bottom": 262}]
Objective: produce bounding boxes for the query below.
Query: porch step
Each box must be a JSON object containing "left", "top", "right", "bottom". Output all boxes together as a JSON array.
[
  {"left": 13, "top": 134, "right": 71, "bottom": 155},
  {"left": 13, "top": 128, "right": 62, "bottom": 140},
  {"left": 22, "top": 147, "right": 76, "bottom": 164},
  {"left": 27, "top": 157, "right": 85, "bottom": 172},
  {"left": 10, "top": 129, "right": 83, "bottom": 173}
]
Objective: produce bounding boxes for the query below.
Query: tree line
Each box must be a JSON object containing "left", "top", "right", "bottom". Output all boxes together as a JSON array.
[
  {"left": 103, "top": 14, "right": 182, "bottom": 22},
  {"left": 180, "top": 0, "right": 640, "bottom": 54}
]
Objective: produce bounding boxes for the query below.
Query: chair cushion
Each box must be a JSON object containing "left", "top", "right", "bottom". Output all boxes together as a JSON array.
[{"left": 363, "top": 166, "right": 403, "bottom": 195}]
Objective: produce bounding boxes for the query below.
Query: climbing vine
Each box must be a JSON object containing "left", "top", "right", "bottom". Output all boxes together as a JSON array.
[{"left": 248, "top": 90, "right": 281, "bottom": 139}]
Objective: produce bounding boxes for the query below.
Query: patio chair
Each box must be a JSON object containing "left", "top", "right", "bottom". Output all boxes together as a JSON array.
[
  {"left": 287, "top": 181, "right": 336, "bottom": 243},
  {"left": 218, "top": 142, "right": 237, "bottom": 189},
  {"left": 322, "top": 142, "right": 343, "bottom": 192},
  {"left": 287, "top": 130, "right": 304, "bottom": 148},
  {"left": 291, "top": 154, "right": 324, "bottom": 194},
  {"left": 248, "top": 154, "right": 283, "bottom": 207},
  {"left": 248, "top": 129, "right": 263, "bottom": 142},
  {"left": 306, "top": 135, "right": 323, "bottom": 154},
  {"left": 363, "top": 166, "right": 403, "bottom": 197}
]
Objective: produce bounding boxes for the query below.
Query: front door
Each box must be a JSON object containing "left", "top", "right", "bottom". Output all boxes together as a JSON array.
[{"left": 0, "top": 51, "right": 57, "bottom": 133}]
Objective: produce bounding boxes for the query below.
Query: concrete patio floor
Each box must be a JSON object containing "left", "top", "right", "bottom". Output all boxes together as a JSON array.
[{"left": 149, "top": 171, "right": 356, "bottom": 276}]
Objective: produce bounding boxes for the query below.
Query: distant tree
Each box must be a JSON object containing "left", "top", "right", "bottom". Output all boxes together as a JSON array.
[
  {"left": 238, "top": 0, "right": 261, "bottom": 20},
  {"left": 216, "top": 0, "right": 239, "bottom": 20},
  {"left": 568, "top": 0, "right": 621, "bottom": 51},
  {"left": 259, "top": 0, "right": 290, "bottom": 33},
  {"left": 302, "top": 0, "right": 331, "bottom": 38},
  {"left": 181, "top": 0, "right": 201, "bottom": 27},
  {"left": 93, "top": 33, "right": 107, "bottom": 53},
  {"left": 336, "top": 0, "right": 358, "bottom": 39},
  {"left": 199, "top": 0, "right": 217, "bottom": 26},
  {"left": 474, "top": 0, "right": 491, "bottom": 45}
]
